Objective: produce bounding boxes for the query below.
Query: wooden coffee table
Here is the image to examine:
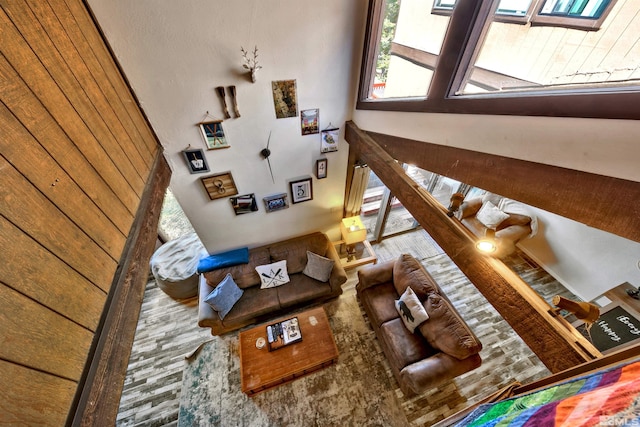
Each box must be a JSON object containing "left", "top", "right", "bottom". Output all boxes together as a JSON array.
[{"left": 239, "top": 306, "right": 339, "bottom": 396}]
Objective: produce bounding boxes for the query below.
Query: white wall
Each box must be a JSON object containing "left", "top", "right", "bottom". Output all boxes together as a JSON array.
[
  {"left": 88, "top": 0, "right": 368, "bottom": 252},
  {"left": 519, "top": 207, "right": 640, "bottom": 302},
  {"left": 353, "top": 110, "right": 640, "bottom": 300}
]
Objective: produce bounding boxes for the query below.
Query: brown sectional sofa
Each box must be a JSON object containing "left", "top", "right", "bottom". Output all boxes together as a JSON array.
[
  {"left": 198, "top": 232, "right": 347, "bottom": 335},
  {"left": 356, "top": 254, "right": 482, "bottom": 396}
]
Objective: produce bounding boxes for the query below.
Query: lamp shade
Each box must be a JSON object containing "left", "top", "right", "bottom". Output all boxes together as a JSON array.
[{"left": 341, "top": 216, "right": 367, "bottom": 245}]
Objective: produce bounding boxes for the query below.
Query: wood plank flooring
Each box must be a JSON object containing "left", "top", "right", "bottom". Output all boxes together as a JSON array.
[{"left": 116, "top": 230, "right": 579, "bottom": 426}]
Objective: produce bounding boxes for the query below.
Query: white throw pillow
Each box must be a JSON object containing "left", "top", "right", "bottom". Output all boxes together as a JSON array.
[
  {"left": 476, "top": 201, "right": 510, "bottom": 229},
  {"left": 395, "top": 287, "right": 429, "bottom": 333},
  {"left": 255, "top": 260, "right": 290, "bottom": 289}
]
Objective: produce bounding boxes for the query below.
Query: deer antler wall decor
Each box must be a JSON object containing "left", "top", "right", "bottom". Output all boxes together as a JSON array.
[{"left": 241, "top": 45, "right": 262, "bottom": 83}]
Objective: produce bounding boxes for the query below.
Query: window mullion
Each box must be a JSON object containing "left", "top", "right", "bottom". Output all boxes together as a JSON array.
[{"left": 429, "top": 0, "right": 496, "bottom": 100}]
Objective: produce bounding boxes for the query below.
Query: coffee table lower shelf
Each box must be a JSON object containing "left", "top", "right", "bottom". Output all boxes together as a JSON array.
[{"left": 239, "top": 306, "right": 339, "bottom": 396}]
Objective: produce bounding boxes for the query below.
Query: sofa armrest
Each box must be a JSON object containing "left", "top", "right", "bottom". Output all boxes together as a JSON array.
[
  {"left": 197, "top": 274, "right": 222, "bottom": 329},
  {"left": 356, "top": 260, "right": 395, "bottom": 293},
  {"left": 325, "top": 241, "right": 347, "bottom": 292},
  {"left": 400, "top": 352, "right": 482, "bottom": 394},
  {"left": 457, "top": 197, "right": 483, "bottom": 220}
]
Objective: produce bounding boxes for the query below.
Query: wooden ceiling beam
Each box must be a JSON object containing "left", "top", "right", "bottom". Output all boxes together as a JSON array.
[
  {"left": 345, "top": 120, "right": 600, "bottom": 373},
  {"left": 363, "top": 128, "right": 640, "bottom": 244}
]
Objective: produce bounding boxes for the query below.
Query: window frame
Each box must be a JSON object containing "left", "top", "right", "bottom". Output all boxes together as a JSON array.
[
  {"left": 531, "top": 0, "right": 616, "bottom": 30},
  {"left": 356, "top": 0, "right": 640, "bottom": 120}
]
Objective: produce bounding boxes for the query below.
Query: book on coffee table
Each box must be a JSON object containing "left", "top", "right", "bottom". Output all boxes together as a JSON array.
[{"left": 266, "top": 317, "right": 302, "bottom": 351}]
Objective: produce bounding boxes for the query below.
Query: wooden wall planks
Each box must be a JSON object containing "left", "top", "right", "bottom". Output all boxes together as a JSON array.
[
  {"left": 0, "top": 0, "right": 164, "bottom": 425},
  {"left": 0, "top": 361, "right": 77, "bottom": 426}
]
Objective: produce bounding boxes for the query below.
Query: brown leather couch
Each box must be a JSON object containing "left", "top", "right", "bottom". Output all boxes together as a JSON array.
[
  {"left": 356, "top": 254, "right": 482, "bottom": 396},
  {"left": 198, "top": 232, "right": 347, "bottom": 335}
]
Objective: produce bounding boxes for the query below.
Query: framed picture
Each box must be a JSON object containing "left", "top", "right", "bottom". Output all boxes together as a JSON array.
[
  {"left": 199, "top": 120, "right": 229, "bottom": 150},
  {"left": 263, "top": 193, "right": 289, "bottom": 213},
  {"left": 301, "top": 108, "right": 319, "bottom": 135},
  {"left": 316, "top": 158, "right": 328, "bottom": 179},
  {"left": 182, "top": 148, "right": 210, "bottom": 174},
  {"left": 230, "top": 193, "right": 258, "bottom": 215},
  {"left": 289, "top": 177, "right": 313, "bottom": 204},
  {"left": 201, "top": 171, "right": 238, "bottom": 200},
  {"left": 271, "top": 79, "right": 298, "bottom": 119},
  {"left": 321, "top": 127, "right": 339, "bottom": 153}
]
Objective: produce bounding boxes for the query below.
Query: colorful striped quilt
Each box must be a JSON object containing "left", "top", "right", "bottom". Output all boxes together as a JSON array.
[{"left": 456, "top": 358, "right": 640, "bottom": 426}]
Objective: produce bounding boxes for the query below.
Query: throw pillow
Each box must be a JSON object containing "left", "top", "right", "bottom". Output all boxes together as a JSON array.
[
  {"left": 476, "top": 200, "right": 510, "bottom": 229},
  {"left": 302, "top": 251, "right": 334, "bottom": 282},
  {"left": 203, "top": 273, "right": 243, "bottom": 320},
  {"left": 395, "top": 287, "right": 429, "bottom": 333},
  {"left": 255, "top": 260, "right": 290, "bottom": 289}
]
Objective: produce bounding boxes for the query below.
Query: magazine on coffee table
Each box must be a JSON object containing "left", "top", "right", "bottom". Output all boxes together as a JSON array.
[{"left": 266, "top": 317, "right": 302, "bottom": 351}]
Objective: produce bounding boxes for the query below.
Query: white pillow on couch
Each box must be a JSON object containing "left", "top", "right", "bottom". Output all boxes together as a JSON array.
[{"left": 476, "top": 201, "right": 510, "bottom": 229}]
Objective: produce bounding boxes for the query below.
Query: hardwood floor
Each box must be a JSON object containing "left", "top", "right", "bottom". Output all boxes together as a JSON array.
[{"left": 116, "top": 230, "right": 579, "bottom": 426}]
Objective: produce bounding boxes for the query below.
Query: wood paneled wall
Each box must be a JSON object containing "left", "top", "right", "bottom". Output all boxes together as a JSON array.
[{"left": 0, "top": 0, "right": 163, "bottom": 424}]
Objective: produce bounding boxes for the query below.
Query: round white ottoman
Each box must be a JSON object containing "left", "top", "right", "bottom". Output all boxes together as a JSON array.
[{"left": 150, "top": 232, "right": 207, "bottom": 299}]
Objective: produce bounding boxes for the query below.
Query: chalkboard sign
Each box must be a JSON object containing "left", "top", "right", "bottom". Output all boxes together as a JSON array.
[{"left": 576, "top": 304, "right": 640, "bottom": 353}]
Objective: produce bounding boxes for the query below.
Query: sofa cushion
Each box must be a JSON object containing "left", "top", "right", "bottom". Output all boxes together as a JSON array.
[
  {"left": 302, "top": 251, "right": 334, "bottom": 282},
  {"left": 393, "top": 254, "right": 441, "bottom": 301},
  {"left": 204, "top": 247, "right": 270, "bottom": 289},
  {"left": 359, "top": 281, "right": 400, "bottom": 328},
  {"left": 476, "top": 200, "right": 509, "bottom": 229},
  {"left": 395, "top": 287, "right": 429, "bottom": 333},
  {"left": 419, "top": 293, "right": 482, "bottom": 360},
  {"left": 220, "top": 285, "right": 280, "bottom": 327},
  {"left": 269, "top": 233, "right": 328, "bottom": 274},
  {"left": 379, "top": 318, "right": 436, "bottom": 373},
  {"left": 256, "top": 260, "right": 290, "bottom": 288},
  {"left": 276, "top": 274, "right": 332, "bottom": 308},
  {"left": 203, "top": 273, "right": 243, "bottom": 320}
]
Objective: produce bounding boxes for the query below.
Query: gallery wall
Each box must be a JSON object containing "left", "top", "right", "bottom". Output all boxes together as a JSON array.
[{"left": 88, "top": 0, "right": 369, "bottom": 252}]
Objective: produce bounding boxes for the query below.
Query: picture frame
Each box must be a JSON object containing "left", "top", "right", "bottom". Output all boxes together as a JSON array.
[
  {"left": 230, "top": 193, "right": 258, "bottom": 215},
  {"left": 271, "top": 79, "right": 298, "bottom": 119},
  {"left": 315, "top": 158, "right": 328, "bottom": 179},
  {"left": 182, "top": 148, "right": 210, "bottom": 174},
  {"left": 320, "top": 127, "right": 339, "bottom": 153},
  {"left": 289, "top": 177, "right": 313, "bottom": 204},
  {"left": 199, "top": 120, "right": 229, "bottom": 150},
  {"left": 263, "top": 193, "right": 289, "bottom": 213},
  {"left": 300, "top": 108, "right": 319, "bottom": 135},
  {"left": 200, "top": 171, "right": 238, "bottom": 200}
]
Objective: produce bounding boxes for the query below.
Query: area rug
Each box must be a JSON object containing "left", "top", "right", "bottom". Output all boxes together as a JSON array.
[
  {"left": 178, "top": 250, "right": 553, "bottom": 426},
  {"left": 178, "top": 291, "right": 410, "bottom": 426}
]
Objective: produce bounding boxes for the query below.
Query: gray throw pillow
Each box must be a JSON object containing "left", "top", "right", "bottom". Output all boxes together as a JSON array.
[
  {"left": 203, "top": 273, "right": 243, "bottom": 319},
  {"left": 302, "top": 251, "right": 334, "bottom": 282}
]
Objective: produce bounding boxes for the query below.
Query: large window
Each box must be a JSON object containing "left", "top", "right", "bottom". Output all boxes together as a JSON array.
[{"left": 357, "top": 0, "right": 640, "bottom": 119}]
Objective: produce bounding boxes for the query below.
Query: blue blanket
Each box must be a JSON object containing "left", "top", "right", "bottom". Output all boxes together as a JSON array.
[{"left": 197, "top": 247, "right": 249, "bottom": 273}]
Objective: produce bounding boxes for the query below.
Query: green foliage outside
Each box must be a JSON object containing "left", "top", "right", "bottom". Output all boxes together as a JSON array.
[{"left": 376, "top": 0, "right": 400, "bottom": 82}]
